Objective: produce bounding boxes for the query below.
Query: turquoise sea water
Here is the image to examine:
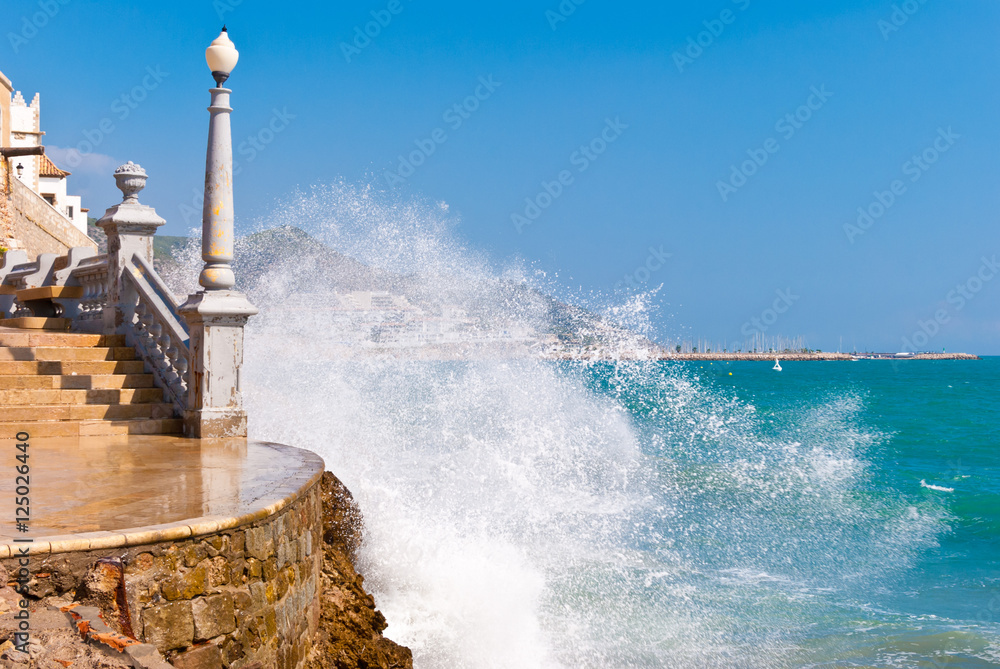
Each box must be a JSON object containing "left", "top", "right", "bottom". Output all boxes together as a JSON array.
[
  {"left": 250, "top": 352, "right": 1000, "bottom": 668},
  {"left": 576, "top": 358, "right": 1000, "bottom": 668},
  {"left": 238, "top": 185, "right": 1000, "bottom": 667}
]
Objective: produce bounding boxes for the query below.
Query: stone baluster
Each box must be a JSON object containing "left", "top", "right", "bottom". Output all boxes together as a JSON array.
[
  {"left": 163, "top": 340, "right": 184, "bottom": 398},
  {"left": 147, "top": 318, "right": 165, "bottom": 371},
  {"left": 172, "top": 349, "right": 189, "bottom": 399},
  {"left": 82, "top": 265, "right": 109, "bottom": 322},
  {"left": 84, "top": 266, "right": 108, "bottom": 323},
  {"left": 78, "top": 273, "right": 96, "bottom": 318},
  {"left": 154, "top": 323, "right": 173, "bottom": 384},
  {"left": 134, "top": 301, "right": 150, "bottom": 350}
]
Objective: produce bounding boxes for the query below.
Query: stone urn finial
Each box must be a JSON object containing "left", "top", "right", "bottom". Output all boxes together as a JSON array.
[{"left": 114, "top": 161, "right": 148, "bottom": 204}]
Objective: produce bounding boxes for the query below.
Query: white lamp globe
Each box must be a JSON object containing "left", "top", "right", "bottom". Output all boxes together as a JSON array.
[{"left": 206, "top": 26, "right": 239, "bottom": 85}]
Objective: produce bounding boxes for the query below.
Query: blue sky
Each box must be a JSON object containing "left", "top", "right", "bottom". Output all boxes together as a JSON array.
[{"left": 4, "top": 0, "right": 999, "bottom": 353}]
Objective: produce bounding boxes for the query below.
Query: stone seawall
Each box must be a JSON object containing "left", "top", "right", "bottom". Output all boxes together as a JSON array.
[
  {"left": 0, "top": 446, "right": 325, "bottom": 668},
  {"left": 126, "top": 480, "right": 322, "bottom": 668},
  {"left": 0, "top": 458, "right": 412, "bottom": 669}
]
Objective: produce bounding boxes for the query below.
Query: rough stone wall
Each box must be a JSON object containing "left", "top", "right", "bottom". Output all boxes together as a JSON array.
[
  {"left": 0, "top": 161, "right": 17, "bottom": 252},
  {"left": 3, "top": 480, "right": 323, "bottom": 669},
  {"left": 0, "top": 474, "right": 413, "bottom": 669},
  {"left": 6, "top": 169, "right": 95, "bottom": 259},
  {"left": 306, "top": 473, "right": 412, "bottom": 669}
]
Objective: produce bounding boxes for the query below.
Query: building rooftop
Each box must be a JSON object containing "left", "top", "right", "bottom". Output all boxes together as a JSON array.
[{"left": 38, "top": 152, "right": 70, "bottom": 178}]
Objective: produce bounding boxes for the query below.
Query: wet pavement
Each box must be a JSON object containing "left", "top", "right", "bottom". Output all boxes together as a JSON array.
[{"left": 0, "top": 435, "right": 324, "bottom": 556}]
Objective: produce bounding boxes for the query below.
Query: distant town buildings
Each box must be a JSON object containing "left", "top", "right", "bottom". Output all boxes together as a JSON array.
[
  {"left": 268, "top": 288, "right": 657, "bottom": 360},
  {"left": 275, "top": 290, "right": 541, "bottom": 351}
]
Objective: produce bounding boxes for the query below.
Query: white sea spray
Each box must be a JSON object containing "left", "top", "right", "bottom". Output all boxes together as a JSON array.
[{"left": 165, "top": 182, "right": 959, "bottom": 668}]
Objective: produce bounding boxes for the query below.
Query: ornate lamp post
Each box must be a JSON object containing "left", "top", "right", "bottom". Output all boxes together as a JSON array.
[
  {"left": 178, "top": 27, "right": 259, "bottom": 438},
  {"left": 199, "top": 25, "right": 239, "bottom": 290}
]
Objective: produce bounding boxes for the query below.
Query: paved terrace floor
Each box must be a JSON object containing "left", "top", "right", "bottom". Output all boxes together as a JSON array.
[{"left": 0, "top": 435, "right": 324, "bottom": 557}]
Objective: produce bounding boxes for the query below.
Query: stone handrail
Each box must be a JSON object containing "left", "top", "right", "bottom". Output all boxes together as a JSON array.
[
  {"left": 132, "top": 251, "right": 184, "bottom": 315},
  {"left": 1, "top": 247, "right": 102, "bottom": 322},
  {"left": 0, "top": 249, "right": 29, "bottom": 281},
  {"left": 0, "top": 249, "right": 29, "bottom": 318},
  {"left": 4, "top": 253, "right": 58, "bottom": 318},
  {"left": 122, "top": 253, "right": 190, "bottom": 414},
  {"left": 3, "top": 253, "right": 57, "bottom": 291}
]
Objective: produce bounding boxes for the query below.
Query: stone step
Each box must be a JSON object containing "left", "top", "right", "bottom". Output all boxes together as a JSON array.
[
  {"left": 1, "top": 403, "right": 176, "bottom": 422},
  {"left": 0, "top": 331, "right": 126, "bottom": 348},
  {"left": 57, "top": 374, "right": 157, "bottom": 390},
  {"left": 0, "top": 360, "right": 147, "bottom": 376},
  {"left": 0, "top": 375, "right": 55, "bottom": 389},
  {"left": 0, "top": 346, "right": 136, "bottom": 361},
  {"left": 0, "top": 317, "right": 72, "bottom": 330},
  {"left": 0, "top": 418, "right": 183, "bottom": 438},
  {"left": 0, "top": 387, "right": 165, "bottom": 405},
  {"left": 0, "top": 374, "right": 156, "bottom": 390}
]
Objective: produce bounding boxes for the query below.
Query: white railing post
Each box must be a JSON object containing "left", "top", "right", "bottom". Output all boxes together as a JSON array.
[{"left": 96, "top": 162, "right": 165, "bottom": 336}]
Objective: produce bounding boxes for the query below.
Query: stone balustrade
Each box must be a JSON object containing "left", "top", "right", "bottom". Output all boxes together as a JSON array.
[
  {"left": 1, "top": 247, "right": 101, "bottom": 325},
  {"left": 125, "top": 253, "right": 190, "bottom": 414}
]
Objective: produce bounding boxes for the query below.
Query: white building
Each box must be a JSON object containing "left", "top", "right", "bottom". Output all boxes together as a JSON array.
[
  {"left": 38, "top": 153, "right": 85, "bottom": 228},
  {"left": 3, "top": 81, "right": 89, "bottom": 234}
]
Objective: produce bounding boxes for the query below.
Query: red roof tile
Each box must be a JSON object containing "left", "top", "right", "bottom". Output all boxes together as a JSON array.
[{"left": 38, "top": 153, "right": 70, "bottom": 178}]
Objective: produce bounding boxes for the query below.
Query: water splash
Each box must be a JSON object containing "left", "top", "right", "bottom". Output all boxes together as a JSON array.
[{"left": 166, "top": 182, "right": 959, "bottom": 667}]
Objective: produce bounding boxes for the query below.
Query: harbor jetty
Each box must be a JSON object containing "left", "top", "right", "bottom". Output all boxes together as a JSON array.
[{"left": 658, "top": 352, "right": 981, "bottom": 361}]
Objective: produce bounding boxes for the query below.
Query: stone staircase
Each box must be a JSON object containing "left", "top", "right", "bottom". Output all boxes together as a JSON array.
[
  {"left": 0, "top": 159, "right": 253, "bottom": 440},
  {"left": 0, "top": 328, "right": 181, "bottom": 438}
]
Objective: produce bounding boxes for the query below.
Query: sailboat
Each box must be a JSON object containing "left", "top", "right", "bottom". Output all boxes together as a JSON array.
[{"left": 773, "top": 358, "right": 782, "bottom": 371}]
